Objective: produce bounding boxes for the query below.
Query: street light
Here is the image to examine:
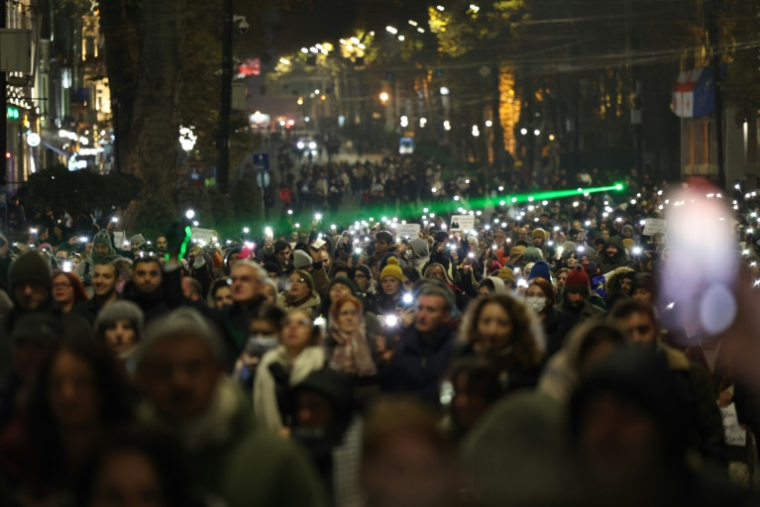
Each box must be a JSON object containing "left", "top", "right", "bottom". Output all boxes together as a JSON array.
[
  {"left": 440, "top": 86, "right": 450, "bottom": 96},
  {"left": 379, "top": 92, "right": 389, "bottom": 103},
  {"left": 386, "top": 26, "right": 398, "bottom": 34}
]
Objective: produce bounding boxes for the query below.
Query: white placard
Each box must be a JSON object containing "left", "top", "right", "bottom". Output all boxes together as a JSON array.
[
  {"left": 113, "top": 231, "right": 126, "bottom": 248},
  {"left": 396, "top": 224, "right": 421, "bottom": 239},
  {"left": 450, "top": 215, "right": 475, "bottom": 233},
  {"left": 191, "top": 228, "right": 217, "bottom": 246},
  {"left": 721, "top": 403, "right": 747, "bottom": 447},
  {"left": 642, "top": 218, "right": 666, "bottom": 237}
]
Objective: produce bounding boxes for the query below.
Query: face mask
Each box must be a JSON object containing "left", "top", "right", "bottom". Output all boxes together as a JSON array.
[
  {"left": 245, "top": 335, "right": 278, "bottom": 356},
  {"left": 526, "top": 296, "right": 546, "bottom": 313}
]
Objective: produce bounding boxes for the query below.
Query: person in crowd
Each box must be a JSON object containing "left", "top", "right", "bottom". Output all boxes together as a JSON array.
[
  {"left": 525, "top": 277, "right": 571, "bottom": 359},
  {"left": 539, "top": 317, "right": 627, "bottom": 402},
  {"left": 218, "top": 260, "right": 268, "bottom": 370},
  {"left": 291, "top": 368, "right": 363, "bottom": 507},
  {"left": 0, "top": 312, "right": 63, "bottom": 431},
  {"left": 181, "top": 276, "right": 203, "bottom": 302},
  {"left": 156, "top": 235, "right": 169, "bottom": 254},
  {"left": 269, "top": 240, "right": 293, "bottom": 274},
  {"left": 135, "top": 307, "right": 326, "bottom": 506},
  {"left": 233, "top": 304, "right": 284, "bottom": 394},
  {"left": 278, "top": 270, "right": 321, "bottom": 317},
  {"left": 459, "top": 294, "right": 545, "bottom": 392},
  {"left": 73, "top": 427, "right": 196, "bottom": 507},
  {"left": 597, "top": 235, "right": 635, "bottom": 273},
  {"left": 568, "top": 347, "right": 746, "bottom": 507},
  {"left": 51, "top": 270, "right": 88, "bottom": 314},
  {"left": 610, "top": 300, "right": 727, "bottom": 473},
  {"left": 377, "top": 257, "right": 404, "bottom": 314},
  {"left": 253, "top": 309, "right": 326, "bottom": 434},
  {"left": 351, "top": 265, "right": 376, "bottom": 296},
  {"left": 94, "top": 300, "right": 144, "bottom": 373},
  {"left": 0, "top": 337, "right": 131, "bottom": 505},
  {"left": 121, "top": 255, "right": 182, "bottom": 323},
  {"left": 402, "top": 266, "right": 421, "bottom": 292},
  {"left": 555, "top": 267, "right": 570, "bottom": 303},
  {"left": 379, "top": 284, "right": 457, "bottom": 405},
  {"left": 207, "top": 277, "right": 233, "bottom": 309},
  {"left": 262, "top": 278, "right": 278, "bottom": 305},
  {"left": 0, "top": 251, "right": 56, "bottom": 376},
  {"left": 477, "top": 276, "right": 507, "bottom": 297},
  {"left": 72, "top": 260, "right": 120, "bottom": 326},
  {"left": 604, "top": 267, "right": 636, "bottom": 308},
  {"left": 327, "top": 296, "right": 378, "bottom": 398},
  {"left": 360, "top": 397, "right": 458, "bottom": 507},
  {"left": 558, "top": 266, "right": 605, "bottom": 328},
  {"left": 441, "top": 357, "right": 504, "bottom": 442},
  {"left": 77, "top": 230, "right": 121, "bottom": 287}
]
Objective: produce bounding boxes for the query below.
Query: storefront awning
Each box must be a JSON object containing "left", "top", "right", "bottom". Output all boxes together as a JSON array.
[{"left": 672, "top": 67, "right": 715, "bottom": 119}]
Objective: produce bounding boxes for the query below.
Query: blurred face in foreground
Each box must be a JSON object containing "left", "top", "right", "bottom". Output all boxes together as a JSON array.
[{"left": 139, "top": 335, "right": 221, "bottom": 420}]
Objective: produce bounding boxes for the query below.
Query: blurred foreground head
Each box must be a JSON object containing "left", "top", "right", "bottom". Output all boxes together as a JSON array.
[{"left": 361, "top": 396, "right": 457, "bottom": 507}]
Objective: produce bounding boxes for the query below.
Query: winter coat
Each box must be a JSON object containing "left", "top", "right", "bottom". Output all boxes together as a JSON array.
[
  {"left": 138, "top": 377, "right": 327, "bottom": 507},
  {"left": 597, "top": 236, "right": 635, "bottom": 274},
  {"left": 541, "top": 307, "right": 572, "bottom": 360},
  {"left": 556, "top": 298, "right": 604, "bottom": 330},
  {"left": 380, "top": 325, "right": 457, "bottom": 405},
  {"left": 253, "top": 346, "right": 326, "bottom": 432}
]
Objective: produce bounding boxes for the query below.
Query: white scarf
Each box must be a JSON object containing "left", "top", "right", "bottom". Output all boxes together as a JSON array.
[{"left": 253, "top": 345, "right": 325, "bottom": 432}]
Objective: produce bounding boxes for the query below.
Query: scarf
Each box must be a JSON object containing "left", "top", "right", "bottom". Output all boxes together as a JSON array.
[
  {"left": 253, "top": 345, "right": 326, "bottom": 432},
  {"left": 328, "top": 319, "right": 377, "bottom": 377}
]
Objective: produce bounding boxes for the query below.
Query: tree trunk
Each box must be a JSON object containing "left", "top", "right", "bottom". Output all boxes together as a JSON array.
[
  {"left": 131, "top": 0, "right": 186, "bottom": 229},
  {"left": 100, "top": 0, "right": 140, "bottom": 172}
]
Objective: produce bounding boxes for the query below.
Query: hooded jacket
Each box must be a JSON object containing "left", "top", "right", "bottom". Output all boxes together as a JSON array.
[
  {"left": 597, "top": 236, "right": 635, "bottom": 274},
  {"left": 407, "top": 239, "right": 431, "bottom": 274},
  {"left": 138, "top": 377, "right": 326, "bottom": 507}
]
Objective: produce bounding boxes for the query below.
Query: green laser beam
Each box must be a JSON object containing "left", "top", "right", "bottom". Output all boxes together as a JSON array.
[{"left": 193, "top": 183, "right": 626, "bottom": 243}]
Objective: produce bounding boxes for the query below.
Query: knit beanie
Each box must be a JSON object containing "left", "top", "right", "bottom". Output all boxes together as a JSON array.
[
  {"left": 130, "top": 234, "right": 146, "bottom": 248},
  {"left": 561, "top": 241, "right": 577, "bottom": 253},
  {"left": 274, "top": 240, "right": 290, "bottom": 254},
  {"left": 329, "top": 276, "right": 359, "bottom": 297},
  {"left": 528, "top": 261, "right": 552, "bottom": 283},
  {"left": 353, "top": 265, "right": 371, "bottom": 282},
  {"left": 532, "top": 228, "right": 548, "bottom": 241},
  {"left": 293, "top": 250, "right": 313, "bottom": 270},
  {"left": 564, "top": 266, "right": 590, "bottom": 295},
  {"left": 497, "top": 267, "right": 515, "bottom": 284},
  {"left": 9, "top": 251, "right": 53, "bottom": 290},
  {"left": 93, "top": 230, "right": 111, "bottom": 246},
  {"left": 509, "top": 245, "right": 526, "bottom": 262},
  {"left": 95, "top": 300, "right": 145, "bottom": 337},
  {"left": 376, "top": 231, "right": 394, "bottom": 244},
  {"left": 379, "top": 257, "right": 404, "bottom": 283},
  {"left": 435, "top": 231, "right": 449, "bottom": 243},
  {"left": 292, "top": 270, "right": 316, "bottom": 295},
  {"left": 522, "top": 247, "right": 544, "bottom": 263}
]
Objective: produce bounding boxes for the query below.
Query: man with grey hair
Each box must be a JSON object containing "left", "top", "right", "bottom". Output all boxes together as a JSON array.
[
  {"left": 219, "top": 260, "right": 268, "bottom": 367},
  {"left": 136, "top": 307, "right": 326, "bottom": 507},
  {"left": 379, "top": 282, "right": 457, "bottom": 405}
]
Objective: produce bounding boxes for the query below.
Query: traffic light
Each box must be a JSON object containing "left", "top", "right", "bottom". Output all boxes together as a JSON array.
[{"left": 6, "top": 107, "right": 19, "bottom": 120}]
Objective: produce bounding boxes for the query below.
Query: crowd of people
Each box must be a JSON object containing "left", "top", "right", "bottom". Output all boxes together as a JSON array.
[{"left": 0, "top": 156, "right": 758, "bottom": 507}]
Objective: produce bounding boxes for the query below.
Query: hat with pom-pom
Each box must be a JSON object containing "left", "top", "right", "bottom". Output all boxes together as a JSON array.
[{"left": 379, "top": 256, "right": 404, "bottom": 283}]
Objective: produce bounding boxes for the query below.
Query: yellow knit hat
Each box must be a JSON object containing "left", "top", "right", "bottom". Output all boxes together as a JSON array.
[
  {"left": 498, "top": 267, "right": 515, "bottom": 283},
  {"left": 379, "top": 257, "right": 404, "bottom": 283}
]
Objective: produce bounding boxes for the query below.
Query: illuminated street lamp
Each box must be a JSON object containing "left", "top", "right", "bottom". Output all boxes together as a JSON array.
[{"left": 379, "top": 91, "right": 390, "bottom": 103}]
